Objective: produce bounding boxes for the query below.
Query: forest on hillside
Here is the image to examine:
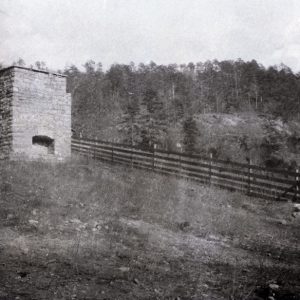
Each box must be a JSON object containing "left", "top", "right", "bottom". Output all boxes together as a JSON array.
[
  {"left": 64, "top": 59, "right": 300, "bottom": 168},
  {"left": 2, "top": 59, "right": 300, "bottom": 167}
]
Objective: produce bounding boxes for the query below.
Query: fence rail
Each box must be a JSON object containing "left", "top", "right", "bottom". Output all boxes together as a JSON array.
[{"left": 71, "top": 137, "right": 300, "bottom": 202}]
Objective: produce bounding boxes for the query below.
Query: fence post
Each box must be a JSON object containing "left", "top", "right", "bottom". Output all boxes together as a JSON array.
[
  {"left": 296, "top": 168, "right": 299, "bottom": 201},
  {"left": 152, "top": 144, "right": 156, "bottom": 170},
  {"left": 179, "top": 147, "right": 183, "bottom": 170},
  {"left": 94, "top": 138, "right": 97, "bottom": 160},
  {"left": 131, "top": 145, "right": 133, "bottom": 168},
  {"left": 209, "top": 152, "right": 213, "bottom": 185},
  {"left": 248, "top": 158, "right": 252, "bottom": 195},
  {"left": 176, "top": 143, "right": 182, "bottom": 173}
]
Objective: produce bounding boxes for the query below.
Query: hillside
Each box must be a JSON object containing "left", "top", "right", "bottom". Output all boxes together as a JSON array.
[
  {"left": 0, "top": 159, "right": 299, "bottom": 299},
  {"left": 77, "top": 111, "right": 300, "bottom": 169},
  {"left": 175, "top": 113, "right": 300, "bottom": 168},
  {"left": 63, "top": 60, "right": 300, "bottom": 169}
]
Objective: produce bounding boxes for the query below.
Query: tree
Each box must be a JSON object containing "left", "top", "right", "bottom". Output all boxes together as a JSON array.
[
  {"left": 13, "top": 58, "right": 26, "bottom": 67},
  {"left": 138, "top": 87, "right": 167, "bottom": 148},
  {"left": 182, "top": 116, "right": 199, "bottom": 153},
  {"left": 118, "top": 92, "right": 140, "bottom": 145},
  {"left": 34, "top": 61, "right": 47, "bottom": 70}
]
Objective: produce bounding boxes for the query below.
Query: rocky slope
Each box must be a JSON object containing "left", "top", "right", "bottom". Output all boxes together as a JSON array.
[{"left": 177, "top": 113, "right": 300, "bottom": 168}]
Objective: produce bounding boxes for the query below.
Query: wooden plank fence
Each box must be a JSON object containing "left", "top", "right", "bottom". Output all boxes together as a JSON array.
[{"left": 71, "top": 137, "right": 300, "bottom": 202}]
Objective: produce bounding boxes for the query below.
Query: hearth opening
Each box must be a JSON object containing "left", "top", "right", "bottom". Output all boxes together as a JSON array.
[{"left": 32, "top": 135, "right": 55, "bottom": 154}]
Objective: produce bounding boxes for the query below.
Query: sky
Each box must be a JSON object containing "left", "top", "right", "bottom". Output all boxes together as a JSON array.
[{"left": 1, "top": 0, "right": 300, "bottom": 71}]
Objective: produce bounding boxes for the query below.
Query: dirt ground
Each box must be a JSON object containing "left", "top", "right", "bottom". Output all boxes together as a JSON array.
[{"left": 0, "top": 159, "right": 299, "bottom": 299}]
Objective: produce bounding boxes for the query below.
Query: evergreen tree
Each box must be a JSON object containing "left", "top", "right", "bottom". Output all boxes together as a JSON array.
[{"left": 182, "top": 117, "right": 199, "bottom": 153}]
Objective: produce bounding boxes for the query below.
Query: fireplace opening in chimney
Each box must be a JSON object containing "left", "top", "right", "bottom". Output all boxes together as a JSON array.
[{"left": 32, "top": 135, "right": 55, "bottom": 154}]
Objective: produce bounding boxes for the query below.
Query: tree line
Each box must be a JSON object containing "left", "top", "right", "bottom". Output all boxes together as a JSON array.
[{"left": 2, "top": 58, "right": 300, "bottom": 152}]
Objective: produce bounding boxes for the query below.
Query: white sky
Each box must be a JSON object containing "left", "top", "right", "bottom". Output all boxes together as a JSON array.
[{"left": 1, "top": 0, "right": 300, "bottom": 71}]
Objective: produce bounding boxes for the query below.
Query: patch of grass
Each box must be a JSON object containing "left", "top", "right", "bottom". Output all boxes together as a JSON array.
[
  {"left": 0, "top": 157, "right": 299, "bottom": 299},
  {"left": 0, "top": 157, "right": 298, "bottom": 253}
]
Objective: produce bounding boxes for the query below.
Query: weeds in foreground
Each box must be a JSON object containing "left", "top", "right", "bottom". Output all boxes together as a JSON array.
[{"left": 0, "top": 158, "right": 299, "bottom": 299}]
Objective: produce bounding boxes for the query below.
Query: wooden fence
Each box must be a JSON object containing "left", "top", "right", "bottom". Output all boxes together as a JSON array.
[{"left": 71, "top": 137, "right": 300, "bottom": 202}]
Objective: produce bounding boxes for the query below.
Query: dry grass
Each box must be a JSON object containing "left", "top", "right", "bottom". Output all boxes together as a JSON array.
[{"left": 0, "top": 157, "right": 299, "bottom": 299}]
